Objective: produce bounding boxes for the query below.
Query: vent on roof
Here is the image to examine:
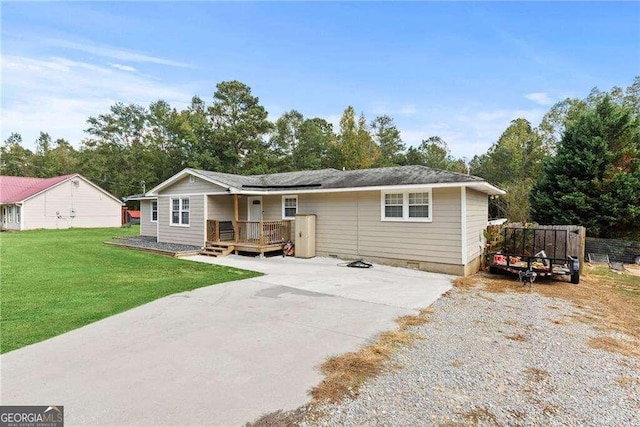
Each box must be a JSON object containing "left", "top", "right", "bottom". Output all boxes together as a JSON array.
[{"left": 189, "top": 176, "right": 196, "bottom": 183}]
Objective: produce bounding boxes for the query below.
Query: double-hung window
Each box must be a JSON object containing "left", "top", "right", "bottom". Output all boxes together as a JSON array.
[
  {"left": 282, "top": 195, "right": 298, "bottom": 219},
  {"left": 381, "top": 190, "right": 432, "bottom": 222},
  {"left": 151, "top": 201, "right": 158, "bottom": 222},
  {"left": 171, "top": 197, "right": 190, "bottom": 226}
]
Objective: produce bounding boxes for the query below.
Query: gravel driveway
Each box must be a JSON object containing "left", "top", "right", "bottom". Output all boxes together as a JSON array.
[{"left": 309, "top": 284, "right": 640, "bottom": 426}]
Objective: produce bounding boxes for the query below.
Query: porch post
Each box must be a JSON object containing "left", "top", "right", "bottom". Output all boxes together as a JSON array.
[{"left": 233, "top": 194, "right": 239, "bottom": 242}]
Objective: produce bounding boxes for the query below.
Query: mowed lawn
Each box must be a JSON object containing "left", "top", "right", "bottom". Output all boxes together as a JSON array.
[{"left": 0, "top": 227, "right": 261, "bottom": 353}]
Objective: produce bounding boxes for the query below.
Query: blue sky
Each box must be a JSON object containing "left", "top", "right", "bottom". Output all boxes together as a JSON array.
[{"left": 2, "top": 1, "right": 639, "bottom": 158}]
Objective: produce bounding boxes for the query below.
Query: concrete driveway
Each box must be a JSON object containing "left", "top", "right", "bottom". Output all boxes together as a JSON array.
[{"left": 1, "top": 256, "right": 452, "bottom": 426}]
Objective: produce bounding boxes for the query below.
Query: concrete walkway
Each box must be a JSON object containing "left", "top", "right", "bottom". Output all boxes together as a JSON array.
[{"left": 1, "top": 256, "right": 452, "bottom": 426}]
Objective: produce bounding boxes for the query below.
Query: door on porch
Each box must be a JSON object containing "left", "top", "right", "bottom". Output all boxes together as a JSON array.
[{"left": 247, "top": 196, "right": 263, "bottom": 239}]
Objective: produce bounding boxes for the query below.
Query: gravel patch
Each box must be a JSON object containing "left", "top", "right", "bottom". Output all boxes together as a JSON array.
[
  {"left": 111, "top": 235, "right": 201, "bottom": 253},
  {"left": 309, "top": 286, "right": 640, "bottom": 426}
]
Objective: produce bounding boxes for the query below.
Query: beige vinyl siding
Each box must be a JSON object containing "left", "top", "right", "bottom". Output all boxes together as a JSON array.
[
  {"left": 358, "top": 188, "right": 462, "bottom": 264},
  {"left": 466, "top": 189, "right": 488, "bottom": 262},
  {"left": 298, "top": 192, "right": 360, "bottom": 256},
  {"left": 239, "top": 196, "right": 248, "bottom": 220},
  {"left": 262, "top": 195, "right": 284, "bottom": 220},
  {"left": 162, "top": 175, "right": 227, "bottom": 194},
  {"left": 22, "top": 177, "right": 121, "bottom": 229},
  {"left": 207, "top": 195, "right": 235, "bottom": 220},
  {"left": 157, "top": 195, "right": 205, "bottom": 246},
  {"left": 140, "top": 200, "right": 157, "bottom": 237},
  {"left": 298, "top": 188, "right": 462, "bottom": 265},
  {"left": 231, "top": 195, "right": 282, "bottom": 221}
]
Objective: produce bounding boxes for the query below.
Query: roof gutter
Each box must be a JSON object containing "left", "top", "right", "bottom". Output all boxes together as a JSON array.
[{"left": 225, "top": 181, "right": 505, "bottom": 196}]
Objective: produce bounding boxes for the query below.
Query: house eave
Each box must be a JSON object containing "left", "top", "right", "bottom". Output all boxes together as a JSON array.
[
  {"left": 229, "top": 181, "right": 505, "bottom": 196},
  {"left": 147, "top": 168, "right": 236, "bottom": 195}
]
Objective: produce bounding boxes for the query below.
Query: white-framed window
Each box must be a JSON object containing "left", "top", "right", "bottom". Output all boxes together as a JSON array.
[
  {"left": 8, "top": 206, "right": 15, "bottom": 223},
  {"left": 282, "top": 195, "right": 298, "bottom": 219},
  {"left": 15, "top": 206, "right": 20, "bottom": 223},
  {"left": 170, "top": 197, "right": 190, "bottom": 226},
  {"left": 381, "top": 190, "right": 432, "bottom": 222},
  {"left": 151, "top": 201, "right": 158, "bottom": 222}
]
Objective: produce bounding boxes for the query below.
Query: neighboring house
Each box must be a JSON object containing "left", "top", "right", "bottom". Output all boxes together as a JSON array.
[
  {"left": 0, "top": 174, "right": 123, "bottom": 230},
  {"left": 127, "top": 166, "right": 504, "bottom": 275}
]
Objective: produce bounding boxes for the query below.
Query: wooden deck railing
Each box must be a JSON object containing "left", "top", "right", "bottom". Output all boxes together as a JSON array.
[
  {"left": 237, "top": 220, "right": 292, "bottom": 245},
  {"left": 207, "top": 219, "right": 292, "bottom": 245}
]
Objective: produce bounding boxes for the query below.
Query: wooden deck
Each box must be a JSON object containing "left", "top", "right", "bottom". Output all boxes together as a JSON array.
[{"left": 202, "top": 219, "right": 292, "bottom": 257}]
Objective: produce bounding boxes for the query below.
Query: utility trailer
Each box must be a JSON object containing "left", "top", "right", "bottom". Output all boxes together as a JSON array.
[{"left": 489, "top": 227, "right": 581, "bottom": 284}]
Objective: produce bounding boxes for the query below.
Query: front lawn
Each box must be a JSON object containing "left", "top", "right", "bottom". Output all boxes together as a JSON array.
[{"left": 0, "top": 227, "right": 261, "bottom": 353}]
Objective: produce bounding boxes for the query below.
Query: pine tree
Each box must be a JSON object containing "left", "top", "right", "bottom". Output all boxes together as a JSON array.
[{"left": 530, "top": 96, "right": 640, "bottom": 238}]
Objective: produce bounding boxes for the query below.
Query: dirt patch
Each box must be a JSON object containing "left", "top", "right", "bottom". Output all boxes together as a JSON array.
[
  {"left": 615, "top": 376, "right": 640, "bottom": 387},
  {"left": 525, "top": 367, "right": 550, "bottom": 383},
  {"left": 458, "top": 406, "right": 501, "bottom": 426},
  {"left": 505, "top": 333, "right": 527, "bottom": 342},
  {"left": 246, "top": 405, "right": 312, "bottom": 427},
  {"left": 588, "top": 336, "right": 640, "bottom": 358},
  {"left": 626, "top": 264, "right": 640, "bottom": 277},
  {"left": 454, "top": 266, "right": 640, "bottom": 358}
]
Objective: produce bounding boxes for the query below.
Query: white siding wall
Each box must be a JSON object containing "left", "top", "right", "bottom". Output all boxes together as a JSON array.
[
  {"left": 140, "top": 200, "right": 157, "bottom": 237},
  {"left": 22, "top": 178, "right": 121, "bottom": 229},
  {"left": 466, "top": 189, "right": 488, "bottom": 262}
]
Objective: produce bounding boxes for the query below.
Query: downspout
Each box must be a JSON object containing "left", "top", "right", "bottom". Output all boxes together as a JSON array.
[{"left": 461, "top": 186, "right": 468, "bottom": 270}]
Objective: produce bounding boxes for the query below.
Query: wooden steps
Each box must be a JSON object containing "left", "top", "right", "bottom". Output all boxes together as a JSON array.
[{"left": 201, "top": 242, "right": 235, "bottom": 257}]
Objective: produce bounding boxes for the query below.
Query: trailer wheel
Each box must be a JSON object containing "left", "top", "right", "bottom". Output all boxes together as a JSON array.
[
  {"left": 489, "top": 266, "right": 499, "bottom": 274},
  {"left": 570, "top": 271, "right": 580, "bottom": 284}
]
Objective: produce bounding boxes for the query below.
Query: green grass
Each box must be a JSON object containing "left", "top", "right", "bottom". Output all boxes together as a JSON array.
[{"left": 0, "top": 227, "right": 261, "bottom": 353}]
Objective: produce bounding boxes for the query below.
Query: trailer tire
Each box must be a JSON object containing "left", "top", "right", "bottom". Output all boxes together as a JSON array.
[
  {"left": 489, "top": 266, "right": 499, "bottom": 274},
  {"left": 570, "top": 271, "right": 580, "bottom": 284}
]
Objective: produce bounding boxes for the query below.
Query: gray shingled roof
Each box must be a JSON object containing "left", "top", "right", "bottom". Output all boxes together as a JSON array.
[{"left": 192, "top": 165, "right": 485, "bottom": 191}]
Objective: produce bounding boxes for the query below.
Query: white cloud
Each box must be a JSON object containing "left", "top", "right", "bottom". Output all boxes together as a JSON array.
[
  {"left": 1, "top": 55, "right": 196, "bottom": 149},
  {"left": 372, "top": 104, "right": 417, "bottom": 116},
  {"left": 396, "top": 106, "right": 547, "bottom": 159},
  {"left": 45, "top": 38, "right": 194, "bottom": 68},
  {"left": 110, "top": 63, "right": 137, "bottom": 72},
  {"left": 524, "top": 92, "right": 554, "bottom": 106}
]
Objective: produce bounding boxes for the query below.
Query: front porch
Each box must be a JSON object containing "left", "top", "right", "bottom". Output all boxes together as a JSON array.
[{"left": 203, "top": 219, "right": 293, "bottom": 256}]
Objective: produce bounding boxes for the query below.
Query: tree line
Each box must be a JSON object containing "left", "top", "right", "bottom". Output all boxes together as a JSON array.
[{"left": 2, "top": 78, "right": 638, "bottom": 239}]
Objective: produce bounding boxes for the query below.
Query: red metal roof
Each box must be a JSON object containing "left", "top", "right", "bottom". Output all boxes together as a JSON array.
[
  {"left": 127, "top": 210, "right": 141, "bottom": 219},
  {"left": 0, "top": 174, "right": 76, "bottom": 203}
]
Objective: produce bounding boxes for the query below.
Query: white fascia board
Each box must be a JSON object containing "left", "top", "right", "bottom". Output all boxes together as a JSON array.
[
  {"left": 156, "top": 192, "right": 230, "bottom": 197},
  {"left": 125, "top": 195, "right": 158, "bottom": 201}
]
